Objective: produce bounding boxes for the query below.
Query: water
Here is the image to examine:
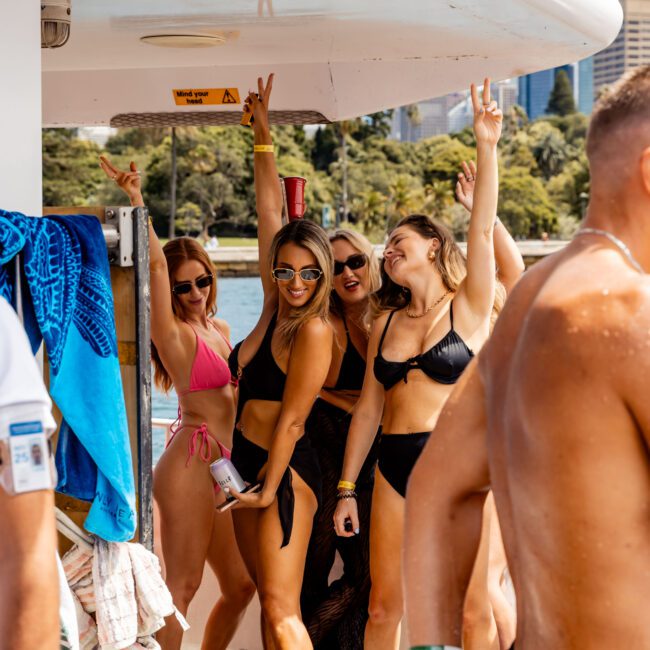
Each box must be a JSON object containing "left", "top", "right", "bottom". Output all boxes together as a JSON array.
[{"left": 152, "top": 277, "right": 263, "bottom": 462}]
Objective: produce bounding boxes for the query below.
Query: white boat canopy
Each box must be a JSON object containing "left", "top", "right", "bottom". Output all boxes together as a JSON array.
[{"left": 43, "top": 0, "right": 623, "bottom": 127}]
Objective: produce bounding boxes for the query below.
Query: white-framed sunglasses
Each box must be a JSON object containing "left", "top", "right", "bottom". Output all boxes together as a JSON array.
[{"left": 272, "top": 268, "right": 323, "bottom": 282}]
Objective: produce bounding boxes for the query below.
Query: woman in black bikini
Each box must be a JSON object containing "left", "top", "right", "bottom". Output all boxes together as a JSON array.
[
  {"left": 301, "top": 229, "right": 381, "bottom": 649},
  {"left": 333, "top": 79, "right": 504, "bottom": 649},
  {"left": 227, "top": 75, "right": 334, "bottom": 650}
]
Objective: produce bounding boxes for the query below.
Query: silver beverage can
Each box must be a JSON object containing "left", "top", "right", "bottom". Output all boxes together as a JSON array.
[{"left": 210, "top": 457, "right": 246, "bottom": 493}]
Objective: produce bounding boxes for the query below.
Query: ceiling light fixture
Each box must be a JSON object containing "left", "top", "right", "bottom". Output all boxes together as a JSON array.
[{"left": 41, "top": 0, "right": 71, "bottom": 49}]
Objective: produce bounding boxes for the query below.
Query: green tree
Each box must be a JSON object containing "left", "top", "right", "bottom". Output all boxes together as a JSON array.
[
  {"left": 385, "top": 173, "right": 423, "bottom": 229},
  {"left": 502, "top": 131, "right": 539, "bottom": 172},
  {"left": 528, "top": 122, "right": 568, "bottom": 180},
  {"left": 416, "top": 135, "right": 475, "bottom": 185},
  {"left": 104, "top": 127, "right": 168, "bottom": 155},
  {"left": 498, "top": 166, "right": 557, "bottom": 237},
  {"left": 404, "top": 104, "right": 422, "bottom": 142},
  {"left": 353, "top": 110, "right": 394, "bottom": 141},
  {"left": 546, "top": 152, "right": 590, "bottom": 220},
  {"left": 351, "top": 188, "right": 387, "bottom": 240},
  {"left": 42, "top": 129, "right": 104, "bottom": 206},
  {"left": 546, "top": 69, "right": 576, "bottom": 117},
  {"left": 502, "top": 104, "right": 528, "bottom": 139},
  {"left": 421, "top": 180, "right": 455, "bottom": 220}
]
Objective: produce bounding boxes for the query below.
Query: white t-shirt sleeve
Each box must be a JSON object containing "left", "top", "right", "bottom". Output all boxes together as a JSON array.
[{"left": 0, "top": 297, "right": 56, "bottom": 436}]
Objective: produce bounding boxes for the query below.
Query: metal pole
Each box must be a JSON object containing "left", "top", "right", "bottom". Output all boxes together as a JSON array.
[
  {"left": 340, "top": 126, "right": 348, "bottom": 226},
  {"left": 169, "top": 127, "right": 177, "bottom": 240},
  {"left": 132, "top": 206, "right": 153, "bottom": 550}
]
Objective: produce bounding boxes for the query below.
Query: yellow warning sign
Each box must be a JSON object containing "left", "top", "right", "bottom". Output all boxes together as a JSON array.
[{"left": 172, "top": 88, "right": 241, "bottom": 106}]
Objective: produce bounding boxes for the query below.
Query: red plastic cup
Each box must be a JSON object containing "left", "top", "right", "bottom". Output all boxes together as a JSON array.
[{"left": 282, "top": 176, "right": 307, "bottom": 220}]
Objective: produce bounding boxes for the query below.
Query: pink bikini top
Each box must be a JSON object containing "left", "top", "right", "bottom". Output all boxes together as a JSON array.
[{"left": 177, "top": 321, "right": 237, "bottom": 397}]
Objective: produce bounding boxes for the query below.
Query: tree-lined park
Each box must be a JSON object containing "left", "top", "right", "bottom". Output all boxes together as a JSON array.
[{"left": 44, "top": 71, "right": 589, "bottom": 243}]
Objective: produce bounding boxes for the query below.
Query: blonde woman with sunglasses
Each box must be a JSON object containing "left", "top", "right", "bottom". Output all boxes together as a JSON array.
[
  {"left": 225, "top": 75, "right": 334, "bottom": 650},
  {"left": 100, "top": 157, "right": 254, "bottom": 650},
  {"left": 301, "top": 230, "right": 382, "bottom": 649}
]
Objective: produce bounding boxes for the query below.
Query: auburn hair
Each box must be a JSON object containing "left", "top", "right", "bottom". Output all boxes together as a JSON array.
[{"left": 152, "top": 237, "right": 217, "bottom": 393}]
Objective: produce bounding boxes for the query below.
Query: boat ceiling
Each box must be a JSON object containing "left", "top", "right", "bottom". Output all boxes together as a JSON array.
[{"left": 42, "top": 0, "right": 623, "bottom": 127}]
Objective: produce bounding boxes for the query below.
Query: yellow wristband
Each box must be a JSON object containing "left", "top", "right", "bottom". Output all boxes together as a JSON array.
[
  {"left": 338, "top": 480, "right": 356, "bottom": 491},
  {"left": 254, "top": 144, "right": 274, "bottom": 153}
]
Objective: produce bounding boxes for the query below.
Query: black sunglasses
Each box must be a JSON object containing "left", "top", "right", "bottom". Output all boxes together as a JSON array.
[
  {"left": 172, "top": 274, "right": 214, "bottom": 295},
  {"left": 333, "top": 253, "right": 367, "bottom": 276},
  {"left": 272, "top": 268, "right": 323, "bottom": 282}
]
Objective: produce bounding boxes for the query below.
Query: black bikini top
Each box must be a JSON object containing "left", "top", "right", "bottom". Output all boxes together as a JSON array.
[
  {"left": 229, "top": 313, "right": 286, "bottom": 416},
  {"left": 326, "top": 313, "right": 366, "bottom": 392},
  {"left": 373, "top": 301, "right": 474, "bottom": 390}
]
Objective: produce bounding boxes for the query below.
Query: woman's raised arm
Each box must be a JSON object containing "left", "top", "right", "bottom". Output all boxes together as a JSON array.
[
  {"left": 456, "top": 159, "right": 524, "bottom": 294},
  {"left": 248, "top": 74, "right": 284, "bottom": 302},
  {"left": 460, "top": 79, "right": 502, "bottom": 320},
  {"left": 99, "top": 156, "right": 179, "bottom": 344}
]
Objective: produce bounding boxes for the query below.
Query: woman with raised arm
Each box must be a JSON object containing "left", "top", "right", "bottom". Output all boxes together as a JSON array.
[
  {"left": 226, "top": 75, "right": 334, "bottom": 650},
  {"left": 301, "top": 229, "right": 382, "bottom": 649},
  {"left": 99, "top": 157, "right": 254, "bottom": 650},
  {"left": 455, "top": 159, "right": 520, "bottom": 650},
  {"left": 456, "top": 158, "right": 525, "bottom": 295},
  {"left": 333, "top": 79, "right": 503, "bottom": 650}
]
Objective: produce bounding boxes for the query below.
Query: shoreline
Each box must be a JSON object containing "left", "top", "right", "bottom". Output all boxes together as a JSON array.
[{"left": 209, "top": 240, "right": 569, "bottom": 276}]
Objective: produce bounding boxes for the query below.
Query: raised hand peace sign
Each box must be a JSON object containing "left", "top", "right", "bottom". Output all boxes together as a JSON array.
[
  {"left": 243, "top": 73, "right": 275, "bottom": 133},
  {"left": 471, "top": 78, "right": 503, "bottom": 147}
]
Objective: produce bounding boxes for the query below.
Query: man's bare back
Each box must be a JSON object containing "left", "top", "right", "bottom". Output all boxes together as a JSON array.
[
  {"left": 404, "top": 65, "right": 650, "bottom": 650},
  {"left": 482, "top": 237, "right": 650, "bottom": 648}
]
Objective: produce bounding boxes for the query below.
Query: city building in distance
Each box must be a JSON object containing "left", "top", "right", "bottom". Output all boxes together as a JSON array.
[{"left": 594, "top": 0, "right": 650, "bottom": 92}]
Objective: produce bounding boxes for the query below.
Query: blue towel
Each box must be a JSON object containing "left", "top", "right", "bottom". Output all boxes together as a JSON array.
[{"left": 0, "top": 210, "right": 136, "bottom": 542}]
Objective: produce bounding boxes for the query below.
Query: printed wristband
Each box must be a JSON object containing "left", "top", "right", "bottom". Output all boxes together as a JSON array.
[
  {"left": 253, "top": 144, "right": 274, "bottom": 153},
  {"left": 337, "top": 480, "right": 356, "bottom": 491}
]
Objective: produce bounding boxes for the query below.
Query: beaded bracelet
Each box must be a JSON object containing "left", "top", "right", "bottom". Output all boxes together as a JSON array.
[{"left": 336, "top": 489, "right": 357, "bottom": 500}]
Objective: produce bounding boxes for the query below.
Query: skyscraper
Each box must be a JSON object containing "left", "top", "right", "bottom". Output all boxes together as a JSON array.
[
  {"left": 577, "top": 57, "right": 594, "bottom": 114},
  {"left": 518, "top": 65, "right": 574, "bottom": 120},
  {"left": 594, "top": 0, "right": 650, "bottom": 92}
]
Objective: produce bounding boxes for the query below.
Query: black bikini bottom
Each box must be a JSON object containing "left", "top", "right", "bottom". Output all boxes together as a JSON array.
[
  {"left": 231, "top": 426, "right": 321, "bottom": 548},
  {"left": 377, "top": 432, "right": 430, "bottom": 498}
]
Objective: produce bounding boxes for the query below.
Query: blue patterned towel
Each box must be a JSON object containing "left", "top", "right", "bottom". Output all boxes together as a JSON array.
[{"left": 0, "top": 210, "right": 136, "bottom": 542}]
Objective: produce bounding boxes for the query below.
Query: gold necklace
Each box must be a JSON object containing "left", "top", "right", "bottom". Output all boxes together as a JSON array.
[{"left": 405, "top": 289, "right": 451, "bottom": 318}]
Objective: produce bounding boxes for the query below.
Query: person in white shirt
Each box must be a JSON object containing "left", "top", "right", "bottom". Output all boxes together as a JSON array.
[{"left": 0, "top": 296, "right": 59, "bottom": 649}]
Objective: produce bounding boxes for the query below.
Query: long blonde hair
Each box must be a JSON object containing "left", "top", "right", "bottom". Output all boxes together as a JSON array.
[
  {"left": 371, "top": 214, "right": 466, "bottom": 318},
  {"left": 152, "top": 237, "right": 217, "bottom": 393},
  {"left": 329, "top": 228, "right": 381, "bottom": 321},
  {"left": 269, "top": 220, "right": 334, "bottom": 348}
]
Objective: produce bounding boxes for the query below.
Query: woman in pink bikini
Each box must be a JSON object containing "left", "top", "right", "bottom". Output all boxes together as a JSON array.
[{"left": 100, "top": 156, "right": 255, "bottom": 650}]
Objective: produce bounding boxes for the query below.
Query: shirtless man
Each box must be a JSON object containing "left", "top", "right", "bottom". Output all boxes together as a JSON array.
[{"left": 404, "top": 64, "right": 650, "bottom": 650}]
